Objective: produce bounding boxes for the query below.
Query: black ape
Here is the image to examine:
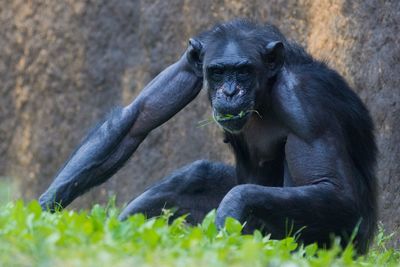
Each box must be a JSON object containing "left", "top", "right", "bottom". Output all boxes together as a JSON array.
[{"left": 39, "top": 20, "right": 377, "bottom": 254}]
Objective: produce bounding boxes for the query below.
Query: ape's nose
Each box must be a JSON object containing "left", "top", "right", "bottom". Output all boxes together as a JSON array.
[{"left": 222, "top": 83, "right": 238, "bottom": 97}]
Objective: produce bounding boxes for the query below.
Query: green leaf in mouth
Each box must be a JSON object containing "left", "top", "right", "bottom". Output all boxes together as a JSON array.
[
  {"left": 197, "top": 109, "right": 262, "bottom": 128},
  {"left": 215, "top": 110, "right": 254, "bottom": 121}
]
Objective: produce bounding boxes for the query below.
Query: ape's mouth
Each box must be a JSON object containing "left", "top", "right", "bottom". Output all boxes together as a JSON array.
[
  {"left": 213, "top": 110, "right": 251, "bottom": 122},
  {"left": 212, "top": 109, "right": 258, "bottom": 133},
  {"left": 197, "top": 109, "right": 261, "bottom": 131}
]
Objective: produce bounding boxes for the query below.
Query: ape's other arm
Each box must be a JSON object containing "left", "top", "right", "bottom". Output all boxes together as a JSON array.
[
  {"left": 216, "top": 132, "right": 374, "bottom": 254},
  {"left": 39, "top": 42, "right": 203, "bottom": 211}
]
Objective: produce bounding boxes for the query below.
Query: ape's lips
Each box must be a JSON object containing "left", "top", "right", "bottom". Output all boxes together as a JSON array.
[
  {"left": 213, "top": 110, "right": 251, "bottom": 122},
  {"left": 213, "top": 110, "right": 252, "bottom": 133}
]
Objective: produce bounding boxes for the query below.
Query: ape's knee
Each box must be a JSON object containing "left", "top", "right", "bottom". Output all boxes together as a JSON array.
[
  {"left": 187, "top": 160, "right": 236, "bottom": 182},
  {"left": 163, "top": 160, "right": 235, "bottom": 195}
]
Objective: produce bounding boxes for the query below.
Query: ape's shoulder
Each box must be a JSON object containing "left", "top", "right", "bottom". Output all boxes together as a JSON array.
[
  {"left": 271, "top": 64, "right": 371, "bottom": 141},
  {"left": 271, "top": 67, "right": 316, "bottom": 139}
]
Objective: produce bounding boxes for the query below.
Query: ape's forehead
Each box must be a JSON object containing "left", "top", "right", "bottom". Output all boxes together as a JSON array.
[{"left": 203, "top": 40, "right": 259, "bottom": 67}]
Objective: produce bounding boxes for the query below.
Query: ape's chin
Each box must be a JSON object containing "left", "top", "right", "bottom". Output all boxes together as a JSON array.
[
  {"left": 219, "top": 120, "right": 248, "bottom": 133},
  {"left": 213, "top": 110, "right": 251, "bottom": 134}
]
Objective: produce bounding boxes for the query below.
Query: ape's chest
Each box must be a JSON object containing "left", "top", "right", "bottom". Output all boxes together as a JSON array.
[
  {"left": 242, "top": 115, "right": 287, "bottom": 164},
  {"left": 229, "top": 115, "right": 288, "bottom": 185}
]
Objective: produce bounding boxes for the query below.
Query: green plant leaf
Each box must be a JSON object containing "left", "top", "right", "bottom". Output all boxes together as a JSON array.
[{"left": 224, "top": 217, "right": 243, "bottom": 234}]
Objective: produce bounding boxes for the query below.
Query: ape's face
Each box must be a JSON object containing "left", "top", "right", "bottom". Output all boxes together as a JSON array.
[
  {"left": 187, "top": 37, "right": 284, "bottom": 133},
  {"left": 203, "top": 41, "right": 260, "bottom": 133}
]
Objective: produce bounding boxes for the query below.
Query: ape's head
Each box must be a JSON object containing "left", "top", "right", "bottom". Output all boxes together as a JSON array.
[{"left": 187, "top": 20, "right": 285, "bottom": 133}]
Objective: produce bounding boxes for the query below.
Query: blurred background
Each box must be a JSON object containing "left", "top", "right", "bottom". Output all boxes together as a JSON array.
[{"left": 0, "top": 0, "right": 399, "bottom": 246}]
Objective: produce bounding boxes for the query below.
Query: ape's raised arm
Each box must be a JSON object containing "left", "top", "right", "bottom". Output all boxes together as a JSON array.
[{"left": 39, "top": 42, "right": 203, "bottom": 211}]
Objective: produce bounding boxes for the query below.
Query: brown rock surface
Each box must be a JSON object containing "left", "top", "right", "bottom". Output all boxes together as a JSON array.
[{"left": 0, "top": 0, "right": 399, "bottom": 246}]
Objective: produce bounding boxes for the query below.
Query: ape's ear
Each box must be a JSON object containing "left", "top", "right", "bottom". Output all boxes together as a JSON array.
[
  {"left": 187, "top": 38, "right": 203, "bottom": 76},
  {"left": 263, "top": 41, "right": 285, "bottom": 77}
]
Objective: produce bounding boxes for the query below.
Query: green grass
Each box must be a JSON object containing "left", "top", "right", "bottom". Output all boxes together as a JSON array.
[{"left": 0, "top": 200, "right": 398, "bottom": 267}]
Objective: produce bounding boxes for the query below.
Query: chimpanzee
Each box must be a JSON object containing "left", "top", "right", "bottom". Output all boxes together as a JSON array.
[{"left": 39, "top": 20, "right": 377, "bottom": 254}]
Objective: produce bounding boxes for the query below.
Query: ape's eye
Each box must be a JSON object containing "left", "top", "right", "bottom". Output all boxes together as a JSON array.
[
  {"left": 237, "top": 66, "right": 252, "bottom": 79},
  {"left": 208, "top": 67, "right": 224, "bottom": 80},
  {"left": 211, "top": 67, "right": 224, "bottom": 75}
]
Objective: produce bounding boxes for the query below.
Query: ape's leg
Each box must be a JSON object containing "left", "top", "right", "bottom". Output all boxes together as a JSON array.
[
  {"left": 216, "top": 183, "right": 362, "bottom": 250},
  {"left": 119, "top": 160, "right": 237, "bottom": 224}
]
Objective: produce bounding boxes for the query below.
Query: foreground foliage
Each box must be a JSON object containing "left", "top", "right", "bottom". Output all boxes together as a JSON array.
[{"left": 0, "top": 200, "right": 398, "bottom": 267}]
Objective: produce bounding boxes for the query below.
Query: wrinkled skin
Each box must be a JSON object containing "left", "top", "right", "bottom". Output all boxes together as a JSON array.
[{"left": 39, "top": 20, "right": 377, "bottom": 255}]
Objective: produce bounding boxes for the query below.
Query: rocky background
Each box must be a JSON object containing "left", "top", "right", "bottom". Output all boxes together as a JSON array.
[{"left": 0, "top": 0, "right": 399, "bottom": 245}]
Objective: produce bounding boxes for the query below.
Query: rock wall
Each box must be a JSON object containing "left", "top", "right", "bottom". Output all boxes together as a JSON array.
[{"left": 0, "top": 0, "right": 399, "bottom": 245}]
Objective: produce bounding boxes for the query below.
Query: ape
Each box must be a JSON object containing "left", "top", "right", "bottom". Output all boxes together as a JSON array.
[{"left": 39, "top": 20, "right": 377, "bottom": 254}]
